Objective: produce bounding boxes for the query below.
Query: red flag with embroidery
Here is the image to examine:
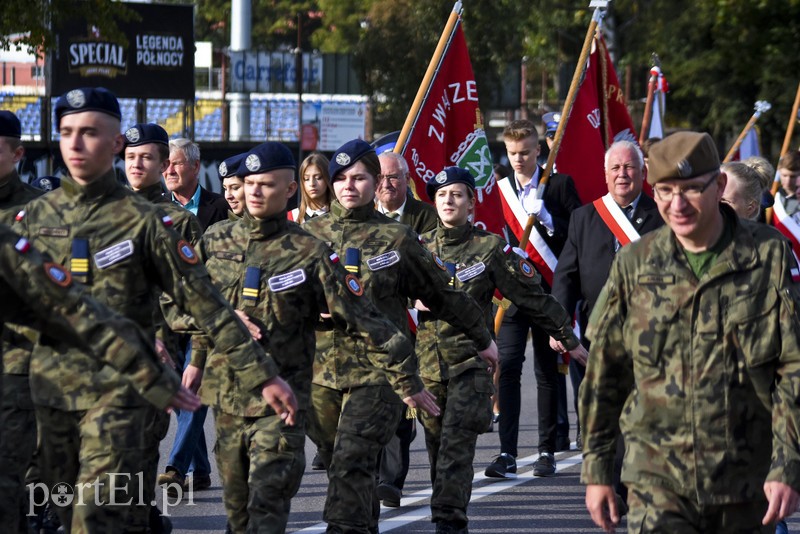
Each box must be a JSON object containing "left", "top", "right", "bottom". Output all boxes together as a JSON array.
[
  {"left": 396, "top": 12, "right": 503, "bottom": 236},
  {"left": 556, "top": 35, "right": 638, "bottom": 204}
]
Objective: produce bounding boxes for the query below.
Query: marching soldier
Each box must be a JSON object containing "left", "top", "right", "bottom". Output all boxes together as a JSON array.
[
  {"left": 186, "top": 141, "right": 418, "bottom": 533},
  {"left": 418, "top": 166, "right": 579, "bottom": 533},
  {"left": 303, "top": 139, "right": 497, "bottom": 534},
  {"left": 14, "top": 86, "right": 296, "bottom": 533}
]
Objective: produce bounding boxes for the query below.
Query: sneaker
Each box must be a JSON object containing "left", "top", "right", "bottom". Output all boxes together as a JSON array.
[
  {"left": 311, "top": 452, "right": 326, "bottom": 471},
  {"left": 484, "top": 453, "right": 517, "bottom": 478},
  {"left": 183, "top": 474, "right": 212, "bottom": 491},
  {"left": 533, "top": 452, "right": 556, "bottom": 477},
  {"left": 376, "top": 482, "right": 402, "bottom": 507}
]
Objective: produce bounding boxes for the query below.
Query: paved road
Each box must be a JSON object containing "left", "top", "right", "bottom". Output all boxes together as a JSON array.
[{"left": 157, "top": 342, "right": 800, "bottom": 533}]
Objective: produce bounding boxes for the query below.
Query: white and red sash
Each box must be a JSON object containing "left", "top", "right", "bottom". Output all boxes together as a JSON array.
[
  {"left": 592, "top": 193, "right": 641, "bottom": 247},
  {"left": 497, "top": 177, "right": 557, "bottom": 285},
  {"left": 287, "top": 208, "right": 300, "bottom": 222}
]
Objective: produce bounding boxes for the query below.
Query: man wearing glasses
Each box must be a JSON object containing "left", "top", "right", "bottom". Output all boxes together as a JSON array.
[
  {"left": 376, "top": 151, "right": 438, "bottom": 234},
  {"left": 580, "top": 131, "right": 800, "bottom": 533}
]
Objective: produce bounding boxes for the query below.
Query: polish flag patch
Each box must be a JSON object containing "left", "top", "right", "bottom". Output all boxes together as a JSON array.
[
  {"left": 15, "top": 210, "right": 25, "bottom": 222},
  {"left": 329, "top": 252, "right": 340, "bottom": 264},
  {"left": 15, "top": 237, "right": 30, "bottom": 253},
  {"left": 162, "top": 215, "right": 173, "bottom": 227}
]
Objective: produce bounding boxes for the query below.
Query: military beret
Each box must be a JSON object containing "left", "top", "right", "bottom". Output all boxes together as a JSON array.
[
  {"left": 0, "top": 111, "right": 21, "bottom": 138},
  {"left": 426, "top": 167, "right": 476, "bottom": 201},
  {"left": 31, "top": 175, "right": 61, "bottom": 192},
  {"left": 124, "top": 123, "right": 168, "bottom": 147},
  {"left": 55, "top": 87, "right": 121, "bottom": 127},
  {"left": 542, "top": 112, "right": 561, "bottom": 136},
  {"left": 236, "top": 142, "right": 296, "bottom": 178},
  {"left": 218, "top": 153, "right": 246, "bottom": 180},
  {"left": 647, "top": 131, "right": 720, "bottom": 185},
  {"left": 329, "top": 139, "right": 374, "bottom": 180}
]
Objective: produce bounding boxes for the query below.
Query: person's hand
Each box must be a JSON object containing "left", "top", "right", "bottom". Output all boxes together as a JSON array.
[
  {"left": 167, "top": 385, "right": 201, "bottom": 413},
  {"left": 585, "top": 484, "right": 620, "bottom": 533},
  {"left": 549, "top": 336, "right": 565, "bottom": 352},
  {"left": 235, "top": 310, "right": 262, "bottom": 341},
  {"left": 570, "top": 344, "right": 589, "bottom": 366},
  {"left": 155, "top": 338, "right": 176, "bottom": 368},
  {"left": 528, "top": 198, "right": 547, "bottom": 217},
  {"left": 763, "top": 481, "right": 800, "bottom": 525},
  {"left": 478, "top": 340, "right": 499, "bottom": 373},
  {"left": 182, "top": 364, "right": 203, "bottom": 394},
  {"left": 403, "top": 388, "right": 440, "bottom": 417},
  {"left": 261, "top": 376, "right": 298, "bottom": 426},
  {"left": 414, "top": 299, "right": 430, "bottom": 312}
]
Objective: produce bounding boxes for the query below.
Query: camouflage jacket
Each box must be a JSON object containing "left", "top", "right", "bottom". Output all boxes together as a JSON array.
[
  {"left": 193, "top": 212, "right": 415, "bottom": 416},
  {"left": 303, "top": 201, "right": 492, "bottom": 391},
  {"left": 0, "top": 224, "right": 180, "bottom": 409},
  {"left": 0, "top": 170, "right": 43, "bottom": 374},
  {"left": 418, "top": 223, "right": 579, "bottom": 382},
  {"left": 14, "top": 170, "right": 279, "bottom": 410},
  {"left": 580, "top": 207, "right": 800, "bottom": 503}
]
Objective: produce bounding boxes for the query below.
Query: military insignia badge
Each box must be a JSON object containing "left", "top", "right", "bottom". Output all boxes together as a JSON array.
[
  {"left": 15, "top": 210, "right": 25, "bottom": 222},
  {"left": 456, "top": 262, "right": 485, "bottom": 282},
  {"left": 435, "top": 171, "right": 447, "bottom": 184},
  {"left": 14, "top": 237, "right": 30, "bottom": 253},
  {"left": 335, "top": 153, "right": 350, "bottom": 166},
  {"left": 345, "top": 274, "right": 364, "bottom": 296},
  {"left": 66, "top": 89, "right": 86, "bottom": 109},
  {"left": 218, "top": 162, "right": 228, "bottom": 177},
  {"left": 177, "top": 240, "right": 199, "bottom": 264},
  {"left": 432, "top": 253, "right": 447, "bottom": 271},
  {"left": 267, "top": 269, "right": 306, "bottom": 292},
  {"left": 44, "top": 262, "right": 72, "bottom": 287},
  {"left": 677, "top": 159, "right": 692, "bottom": 177},
  {"left": 519, "top": 259, "right": 534, "bottom": 277},
  {"left": 94, "top": 240, "right": 133, "bottom": 269},
  {"left": 245, "top": 154, "right": 261, "bottom": 172},
  {"left": 366, "top": 250, "right": 400, "bottom": 271},
  {"left": 125, "top": 127, "right": 140, "bottom": 143},
  {"left": 161, "top": 215, "right": 173, "bottom": 227}
]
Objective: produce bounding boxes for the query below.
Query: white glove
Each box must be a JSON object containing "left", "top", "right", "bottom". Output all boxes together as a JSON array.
[{"left": 527, "top": 198, "right": 554, "bottom": 233}]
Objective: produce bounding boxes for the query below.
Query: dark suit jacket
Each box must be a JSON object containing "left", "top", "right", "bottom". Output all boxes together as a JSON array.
[
  {"left": 400, "top": 196, "right": 439, "bottom": 235},
  {"left": 196, "top": 186, "right": 231, "bottom": 232},
  {"left": 551, "top": 193, "right": 663, "bottom": 338}
]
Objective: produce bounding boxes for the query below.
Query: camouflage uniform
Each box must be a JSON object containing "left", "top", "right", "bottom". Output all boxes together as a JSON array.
[
  {"left": 580, "top": 207, "right": 800, "bottom": 532},
  {"left": 417, "top": 223, "right": 578, "bottom": 528},
  {"left": 15, "top": 170, "right": 280, "bottom": 534},
  {"left": 0, "top": 169, "right": 44, "bottom": 532},
  {"left": 194, "top": 212, "right": 412, "bottom": 533},
  {"left": 303, "top": 201, "right": 492, "bottom": 533}
]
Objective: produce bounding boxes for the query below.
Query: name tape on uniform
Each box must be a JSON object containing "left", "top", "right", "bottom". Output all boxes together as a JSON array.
[
  {"left": 456, "top": 262, "right": 485, "bottom": 282},
  {"left": 268, "top": 269, "right": 306, "bottom": 292},
  {"left": 366, "top": 250, "right": 400, "bottom": 271},
  {"left": 95, "top": 240, "right": 134, "bottom": 269}
]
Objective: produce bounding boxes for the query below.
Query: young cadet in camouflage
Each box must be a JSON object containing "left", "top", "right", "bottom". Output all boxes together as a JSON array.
[
  {"left": 418, "top": 167, "right": 580, "bottom": 534},
  {"left": 14, "top": 87, "right": 297, "bottom": 534},
  {"left": 0, "top": 110, "right": 47, "bottom": 533},
  {"left": 218, "top": 152, "right": 247, "bottom": 218},
  {"left": 580, "top": 132, "right": 800, "bottom": 533},
  {"left": 303, "top": 139, "right": 498, "bottom": 534},
  {"left": 185, "top": 141, "right": 414, "bottom": 533}
]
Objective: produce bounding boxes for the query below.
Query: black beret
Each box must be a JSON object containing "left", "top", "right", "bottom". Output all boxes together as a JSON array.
[
  {"left": 31, "top": 175, "right": 61, "bottom": 192},
  {"left": 218, "top": 153, "right": 246, "bottom": 180},
  {"left": 237, "top": 142, "right": 296, "bottom": 177},
  {"left": 329, "top": 139, "right": 374, "bottom": 180},
  {"left": 0, "top": 111, "right": 21, "bottom": 138},
  {"left": 124, "top": 123, "right": 168, "bottom": 147},
  {"left": 647, "top": 131, "right": 720, "bottom": 185},
  {"left": 426, "top": 166, "right": 476, "bottom": 201},
  {"left": 55, "top": 87, "right": 121, "bottom": 127}
]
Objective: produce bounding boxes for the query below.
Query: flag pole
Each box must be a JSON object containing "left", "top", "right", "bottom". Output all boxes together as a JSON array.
[
  {"left": 494, "top": 0, "right": 610, "bottom": 335},
  {"left": 394, "top": 2, "right": 462, "bottom": 154},
  {"left": 766, "top": 82, "right": 800, "bottom": 223},
  {"left": 639, "top": 61, "right": 660, "bottom": 145},
  {"left": 723, "top": 100, "right": 771, "bottom": 163}
]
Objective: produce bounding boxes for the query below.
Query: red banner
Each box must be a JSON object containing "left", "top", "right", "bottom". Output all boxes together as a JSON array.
[
  {"left": 556, "top": 36, "right": 638, "bottom": 205},
  {"left": 397, "top": 19, "right": 504, "bottom": 237}
]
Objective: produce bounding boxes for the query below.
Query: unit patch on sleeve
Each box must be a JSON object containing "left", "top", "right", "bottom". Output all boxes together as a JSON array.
[
  {"left": 519, "top": 259, "right": 535, "bottom": 278},
  {"left": 176, "top": 240, "right": 199, "bottom": 265},
  {"left": 267, "top": 269, "right": 306, "bottom": 292},
  {"left": 366, "top": 250, "right": 400, "bottom": 271},
  {"left": 95, "top": 240, "right": 134, "bottom": 269},
  {"left": 44, "top": 262, "right": 72, "bottom": 287},
  {"left": 345, "top": 274, "right": 364, "bottom": 296},
  {"left": 456, "top": 262, "right": 485, "bottom": 282}
]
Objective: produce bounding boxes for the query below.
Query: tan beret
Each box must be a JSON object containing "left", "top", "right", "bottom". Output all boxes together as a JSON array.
[{"left": 647, "top": 131, "right": 720, "bottom": 185}]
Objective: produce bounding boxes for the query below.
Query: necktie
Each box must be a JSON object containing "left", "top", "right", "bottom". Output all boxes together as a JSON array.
[
  {"left": 387, "top": 211, "right": 400, "bottom": 220},
  {"left": 623, "top": 205, "right": 634, "bottom": 220}
]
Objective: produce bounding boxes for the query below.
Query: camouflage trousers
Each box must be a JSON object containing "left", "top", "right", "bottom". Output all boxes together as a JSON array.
[
  {"left": 419, "top": 369, "right": 493, "bottom": 527},
  {"left": 214, "top": 410, "right": 306, "bottom": 534},
  {"left": 35, "top": 404, "right": 163, "bottom": 534},
  {"left": 0, "top": 373, "right": 36, "bottom": 533},
  {"left": 130, "top": 408, "right": 170, "bottom": 530},
  {"left": 627, "top": 484, "right": 775, "bottom": 533},
  {"left": 307, "top": 384, "right": 404, "bottom": 534}
]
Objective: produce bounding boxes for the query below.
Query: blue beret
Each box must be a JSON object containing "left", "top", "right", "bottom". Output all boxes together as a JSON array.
[
  {"left": 55, "top": 87, "right": 121, "bottom": 127},
  {"left": 218, "top": 153, "right": 247, "bottom": 180},
  {"left": 542, "top": 112, "right": 561, "bottom": 135},
  {"left": 31, "top": 175, "right": 61, "bottom": 192},
  {"left": 124, "top": 123, "right": 168, "bottom": 147},
  {"left": 237, "top": 142, "right": 296, "bottom": 177},
  {"left": 0, "top": 111, "right": 21, "bottom": 138},
  {"left": 426, "top": 166, "right": 476, "bottom": 201},
  {"left": 329, "top": 139, "right": 374, "bottom": 180}
]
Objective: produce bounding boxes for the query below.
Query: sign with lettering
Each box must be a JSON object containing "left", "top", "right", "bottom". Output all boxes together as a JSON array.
[
  {"left": 48, "top": 3, "right": 194, "bottom": 99},
  {"left": 228, "top": 51, "right": 322, "bottom": 94}
]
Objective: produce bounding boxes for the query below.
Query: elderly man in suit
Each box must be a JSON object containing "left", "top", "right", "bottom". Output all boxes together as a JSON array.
[
  {"left": 376, "top": 151, "right": 438, "bottom": 234},
  {"left": 165, "top": 138, "right": 230, "bottom": 231}
]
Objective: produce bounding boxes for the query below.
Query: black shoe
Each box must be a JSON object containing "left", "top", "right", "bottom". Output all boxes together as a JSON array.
[
  {"left": 376, "top": 482, "right": 402, "bottom": 507},
  {"left": 555, "top": 435, "right": 571, "bottom": 451},
  {"left": 533, "top": 452, "right": 556, "bottom": 477},
  {"left": 484, "top": 453, "right": 517, "bottom": 478},
  {"left": 435, "top": 520, "right": 469, "bottom": 534},
  {"left": 311, "top": 452, "right": 326, "bottom": 471}
]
